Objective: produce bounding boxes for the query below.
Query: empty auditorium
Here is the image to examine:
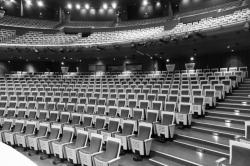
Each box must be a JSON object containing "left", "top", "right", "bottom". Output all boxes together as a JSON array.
[{"left": 0, "top": 0, "right": 250, "bottom": 165}]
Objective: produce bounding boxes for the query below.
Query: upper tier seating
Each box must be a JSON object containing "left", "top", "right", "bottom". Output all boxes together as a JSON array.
[
  {"left": 7, "top": 31, "right": 80, "bottom": 45},
  {"left": 63, "top": 21, "right": 114, "bottom": 28},
  {"left": 0, "top": 8, "right": 249, "bottom": 46},
  {"left": 0, "top": 29, "right": 16, "bottom": 43},
  {"left": 0, "top": 16, "right": 59, "bottom": 29}
]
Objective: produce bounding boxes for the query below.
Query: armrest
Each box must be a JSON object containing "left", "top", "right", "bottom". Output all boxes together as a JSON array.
[
  {"left": 144, "top": 138, "right": 152, "bottom": 143},
  {"left": 216, "top": 157, "right": 228, "bottom": 166},
  {"left": 92, "top": 151, "right": 104, "bottom": 157},
  {"left": 108, "top": 157, "right": 120, "bottom": 164}
]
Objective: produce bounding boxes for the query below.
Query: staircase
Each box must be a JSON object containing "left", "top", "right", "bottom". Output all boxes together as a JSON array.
[{"left": 149, "top": 78, "right": 250, "bottom": 166}]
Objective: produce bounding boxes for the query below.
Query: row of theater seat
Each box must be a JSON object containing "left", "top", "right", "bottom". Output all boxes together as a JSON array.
[
  {"left": 0, "top": 29, "right": 16, "bottom": 42},
  {"left": 1, "top": 8, "right": 249, "bottom": 46}
]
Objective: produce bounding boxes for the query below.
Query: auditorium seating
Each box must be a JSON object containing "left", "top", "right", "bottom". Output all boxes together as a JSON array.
[
  {"left": 0, "top": 16, "right": 59, "bottom": 29},
  {"left": 0, "top": 29, "right": 16, "bottom": 43},
  {"left": 0, "top": 66, "right": 247, "bottom": 164}
]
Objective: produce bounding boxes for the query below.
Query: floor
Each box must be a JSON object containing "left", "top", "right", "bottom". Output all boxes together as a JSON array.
[{"left": 16, "top": 147, "right": 154, "bottom": 166}]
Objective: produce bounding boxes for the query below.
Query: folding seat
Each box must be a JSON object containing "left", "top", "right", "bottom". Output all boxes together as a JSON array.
[
  {"left": 155, "top": 111, "right": 175, "bottom": 141},
  {"left": 66, "top": 103, "right": 75, "bottom": 112},
  {"left": 48, "top": 111, "right": 59, "bottom": 122},
  {"left": 15, "top": 120, "right": 37, "bottom": 148},
  {"left": 101, "top": 92, "right": 109, "bottom": 99},
  {"left": 216, "top": 140, "right": 250, "bottom": 166},
  {"left": 151, "top": 101, "right": 162, "bottom": 112},
  {"left": 130, "top": 122, "right": 152, "bottom": 161},
  {"left": 170, "top": 89, "right": 179, "bottom": 95},
  {"left": 57, "top": 102, "right": 65, "bottom": 112},
  {"left": 192, "top": 89, "right": 203, "bottom": 96},
  {"left": 4, "top": 119, "right": 25, "bottom": 145},
  {"left": 139, "top": 100, "right": 150, "bottom": 116},
  {"left": 59, "top": 112, "right": 70, "bottom": 124},
  {"left": 127, "top": 93, "right": 136, "bottom": 100},
  {"left": 96, "top": 105, "right": 106, "bottom": 117},
  {"left": 109, "top": 88, "right": 116, "bottom": 94},
  {"left": 171, "top": 84, "right": 179, "bottom": 90},
  {"left": 134, "top": 88, "right": 141, "bottom": 94},
  {"left": 117, "top": 88, "right": 124, "bottom": 94},
  {"left": 6, "top": 101, "right": 17, "bottom": 118},
  {"left": 221, "top": 79, "right": 232, "bottom": 94},
  {"left": 179, "top": 95, "right": 192, "bottom": 103},
  {"left": 79, "top": 97, "right": 88, "bottom": 104},
  {"left": 16, "top": 102, "right": 27, "bottom": 119},
  {"left": 130, "top": 108, "right": 144, "bottom": 132},
  {"left": 78, "top": 92, "right": 85, "bottom": 98},
  {"left": 75, "top": 114, "right": 93, "bottom": 130},
  {"left": 17, "top": 95, "right": 26, "bottom": 102},
  {"left": 204, "top": 89, "right": 216, "bottom": 107},
  {"left": 202, "top": 84, "right": 212, "bottom": 94},
  {"left": 181, "top": 84, "right": 190, "bottom": 90},
  {"left": 0, "top": 101, "right": 7, "bottom": 118},
  {"left": 9, "top": 95, "right": 17, "bottom": 102},
  {"left": 118, "top": 93, "right": 126, "bottom": 100},
  {"left": 162, "top": 84, "right": 170, "bottom": 89},
  {"left": 193, "top": 96, "right": 205, "bottom": 116},
  {"left": 0, "top": 118, "right": 14, "bottom": 142},
  {"left": 39, "top": 91, "right": 46, "bottom": 97},
  {"left": 88, "top": 97, "right": 97, "bottom": 105},
  {"left": 165, "top": 102, "right": 176, "bottom": 112},
  {"left": 157, "top": 94, "right": 167, "bottom": 107},
  {"left": 180, "top": 89, "right": 191, "bottom": 96},
  {"left": 106, "top": 106, "right": 118, "bottom": 119},
  {"left": 78, "top": 133, "right": 103, "bottom": 166},
  {"left": 64, "top": 129, "right": 88, "bottom": 165},
  {"left": 0, "top": 95, "right": 8, "bottom": 101},
  {"left": 39, "top": 123, "right": 62, "bottom": 157},
  {"left": 27, "top": 95, "right": 35, "bottom": 102},
  {"left": 36, "top": 96, "right": 44, "bottom": 102},
  {"left": 176, "top": 103, "right": 192, "bottom": 127},
  {"left": 51, "top": 125, "right": 75, "bottom": 160},
  {"left": 107, "top": 98, "right": 117, "bottom": 106},
  {"left": 119, "top": 107, "right": 131, "bottom": 124},
  {"left": 214, "top": 84, "right": 225, "bottom": 100},
  {"left": 125, "top": 88, "right": 132, "bottom": 94},
  {"left": 70, "top": 97, "right": 78, "bottom": 104},
  {"left": 61, "top": 97, "right": 69, "bottom": 103},
  {"left": 85, "top": 104, "right": 96, "bottom": 114},
  {"left": 168, "top": 95, "right": 178, "bottom": 103},
  {"left": 93, "top": 137, "right": 121, "bottom": 166},
  {"left": 142, "top": 88, "right": 150, "bottom": 95},
  {"left": 70, "top": 113, "right": 82, "bottom": 125},
  {"left": 109, "top": 93, "right": 117, "bottom": 99},
  {"left": 128, "top": 99, "right": 137, "bottom": 109},
  {"left": 86, "top": 116, "right": 106, "bottom": 137},
  {"left": 76, "top": 104, "right": 85, "bottom": 113},
  {"left": 100, "top": 118, "right": 120, "bottom": 142},
  {"left": 137, "top": 93, "right": 146, "bottom": 103}
]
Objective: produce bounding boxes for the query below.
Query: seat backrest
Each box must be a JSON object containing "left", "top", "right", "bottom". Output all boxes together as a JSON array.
[
  {"left": 133, "top": 108, "right": 143, "bottom": 120},
  {"left": 89, "top": 134, "right": 103, "bottom": 153},
  {"left": 60, "top": 113, "right": 70, "bottom": 123},
  {"left": 97, "top": 105, "right": 106, "bottom": 115},
  {"left": 108, "top": 119, "right": 119, "bottom": 132},
  {"left": 161, "top": 113, "right": 174, "bottom": 125},
  {"left": 61, "top": 126, "right": 74, "bottom": 142},
  {"left": 120, "top": 107, "right": 130, "bottom": 118},
  {"left": 165, "top": 102, "right": 176, "bottom": 112},
  {"left": 146, "top": 110, "right": 158, "bottom": 123},
  {"left": 230, "top": 140, "right": 250, "bottom": 166},
  {"left": 108, "top": 106, "right": 118, "bottom": 117},
  {"left": 179, "top": 103, "right": 191, "bottom": 114},
  {"left": 82, "top": 116, "right": 92, "bottom": 127},
  {"left": 75, "top": 130, "right": 88, "bottom": 147},
  {"left": 37, "top": 125, "right": 48, "bottom": 137},
  {"left": 138, "top": 122, "right": 152, "bottom": 140},
  {"left": 122, "top": 121, "right": 134, "bottom": 135},
  {"left": 105, "top": 137, "right": 121, "bottom": 160},
  {"left": 193, "top": 97, "right": 204, "bottom": 105},
  {"left": 71, "top": 113, "right": 81, "bottom": 125},
  {"left": 245, "top": 121, "right": 250, "bottom": 140},
  {"left": 2, "top": 120, "right": 13, "bottom": 130},
  {"left": 95, "top": 117, "right": 105, "bottom": 129},
  {"left": 48, "top": 128, "right": 60, "bottom": 139},
  {"left": 24, "top": 121, "right": 36, "bottom": 134}
]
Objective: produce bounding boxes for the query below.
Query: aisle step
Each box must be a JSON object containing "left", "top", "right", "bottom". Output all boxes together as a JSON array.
[
  {"left": 207, "top": 110, "right": 250, "bottom": 121},
  {"left": 151, "top": 141, "right": 222, "bottom": 166},
  {"left": 217, "top": 102, "right": 250, "bottom": 109},
  {"left": 205, "top": 115, "right": 245, "bottom": 125}
]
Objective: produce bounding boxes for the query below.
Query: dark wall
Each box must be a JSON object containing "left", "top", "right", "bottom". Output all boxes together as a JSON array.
[
  {"left": 178, "top": 0, "right": 238, "bottom": 13},
  {"left": 0, "top": 52, "right": 249, "bottom": 74}
]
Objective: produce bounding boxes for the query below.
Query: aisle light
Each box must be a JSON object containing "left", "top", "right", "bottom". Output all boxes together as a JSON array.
[
  {"left": 85, "top": 3, "right": 90, "bottom": 10},
  {"left": 25, "top": 0, "right": 32, "bottom": 7},
  {"left": 76, "top": 4, "right": 81, "bottom": 10},
  {"left": 103, "top": 3, "right": 108, "bottom": 10},
  {"left": 111, "top": 2, "right": 117, "bottom": 9},
  {"left": 67, "top": 3, "right": 72, "bottom": 10},
  {"left": 37, "top": 0, "right": 44, "bottom": 7}
]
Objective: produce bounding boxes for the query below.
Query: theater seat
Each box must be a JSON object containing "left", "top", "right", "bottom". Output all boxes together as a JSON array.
[
  {"left": 86, "top": 116, "right": 106, "bottom": 137},
  {"left": 39, "top": 123, "right": 62, "bottom": 156},
  {"left": 115, "top": 120, "right": 135, "bottom": 151},
  {"left": 0, "top": 118, "right": 14, "bottom": 142},
  {"left": 64, "top": 129, "right": 88, "bottom": 164},
  {"left": 15, "top": 120, "right": 37, "bottom": 148},
  {"left": 100, "top": 118, "right": 120, "bottom": 142},
  {"left": 51, "top": 125, "right": 74, "bottom": 159},
  {"left": 4, "top": 119, "right": 25, "bottom": 145},
  {"left": 216, "top": 140, "right": 250, "bottom": 166},
  {"left": 27, "top": 122, "right": 50, "bottom": 151},
  {"left": 176, "top": 103, "right": 192, "bottom": 127},
  {"left": 130, "top": 122, "right": 152, "bottom": 161},
  {"left": 93, "top": 137, "right": 121, "bottom": 166},
  {"left": 78, "top": 133, "right": 103, "bottom": 166},
  {"left": 155, "top": 112, "right": 175, "bottom": 141},
  {"left": 192, "top": 96, "right": 205, "bottom": 117}
]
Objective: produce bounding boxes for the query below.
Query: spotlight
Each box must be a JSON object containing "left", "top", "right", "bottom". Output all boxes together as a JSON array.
[
  {"left": 190, "top": 57, "right": 194, "bottom": 61},
  {"left": 85, "top": 3, "right": 90, "bottom": 10},
  {"left": 25, "top": 0, "right": 32, "bottom": 7},
  {"left": 37, "top": 0, "right": 44, "bottom": 7},
  {"left": 166, "top": 59, "right": 170, "bottom": 63},
  {"left": 67, "top": 3, "right": 72, "bottom": 10},
  {"left": 142, "top": 0, "right": 148, "bottom": 6},
  {"left": 111, "top": 2, "right": 117, "bottom": 9},
  {"left": 76, "top": 4, "right": 81, "bottom": 10},
  {"left": 156, "top": 1, "right": 161, "bottom": 7},
  {"left": 103, "top": 3, "right": 108, "bottom": 10}
]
